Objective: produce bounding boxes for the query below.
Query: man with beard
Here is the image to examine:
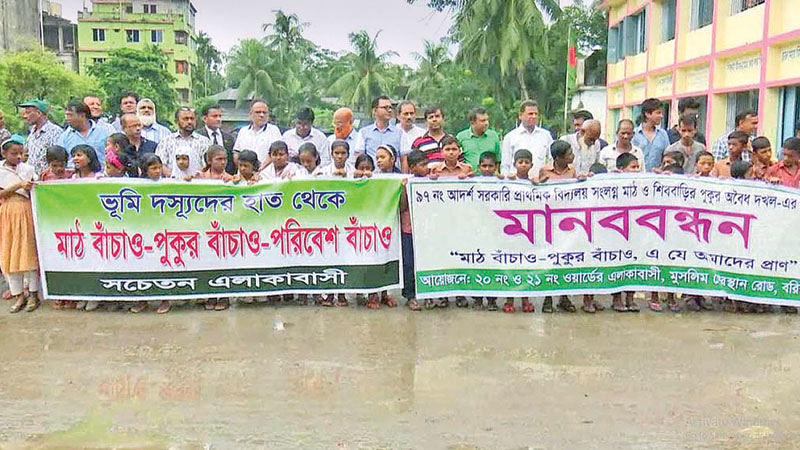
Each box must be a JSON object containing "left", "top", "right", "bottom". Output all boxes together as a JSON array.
[
  {"left": 155, "top": 107, "right": 210, "bottom": 176},
  {"left": 326, "top": 107, "right": 362, "bottom": 166},
  {"left": 137, "top": 98, "right": 172, "bottom": 144}
]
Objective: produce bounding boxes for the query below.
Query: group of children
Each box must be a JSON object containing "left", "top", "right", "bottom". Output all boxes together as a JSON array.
[{"left": 1, "top": 120, "right": 798, "bottom": 315}]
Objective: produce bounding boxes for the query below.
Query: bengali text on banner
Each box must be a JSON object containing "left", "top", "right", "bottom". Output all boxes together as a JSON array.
[
  {"left": 32, "top": 178, "right": 404, "bottom": 300},
  {"left": 408, "top": 174, "right": 800, "bottom": 306}
]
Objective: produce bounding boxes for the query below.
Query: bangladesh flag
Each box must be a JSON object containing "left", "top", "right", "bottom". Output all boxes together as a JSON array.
[{"left": 567, "top": 29, "right": 577, "bottom": 92}]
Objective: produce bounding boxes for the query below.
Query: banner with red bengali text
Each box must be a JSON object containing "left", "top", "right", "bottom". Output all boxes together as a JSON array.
[
  {"left": 408, "top": 174, "right": 800, "bottom": 306},
  {"left": 32, "top": 178, "right": 403, "bottom": 300}
]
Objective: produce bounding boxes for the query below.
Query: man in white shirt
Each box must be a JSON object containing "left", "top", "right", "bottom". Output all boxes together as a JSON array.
[
  {"left": 501, "top": 100, "right": 554, "bottom": 175},
  {"left": 327, "top": 107, "right": 363, "bottom": 167},
  {"left": 233, "top": 100, "right": 282, "bottom": 165},
  {"left": 571, "top": 119, "right": 603, "bottom": 174},
  {"left": 397, "top": 100, "right": 425, "bottom": 171},
  {"left": 282, "top": 107, "right": 329, "bottom": 163},
  {"left": 598, "top": 119, "right": 645, "bottom": 172}
]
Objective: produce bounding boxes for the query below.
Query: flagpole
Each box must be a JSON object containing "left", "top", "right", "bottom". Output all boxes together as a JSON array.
[{"left": 564, "top": 26, "right": 571, "bottom": 135}]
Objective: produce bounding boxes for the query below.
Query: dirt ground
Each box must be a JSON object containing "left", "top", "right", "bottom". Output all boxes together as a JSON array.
[{"left": 1, "top": 295, "right": 799, "bottom": 450}]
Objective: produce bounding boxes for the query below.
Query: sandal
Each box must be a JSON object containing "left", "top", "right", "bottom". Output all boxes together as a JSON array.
[
  {"left": 582, "top": 296, "right": 595, "bottom": 313},
  {"left": 407, "top": 298, "right": 421, "bottom": 311},
  {"left": 312, "top": 294, "right": 324, "bottom": 305},
  {"left": 472, "top": 297, "right": 484, "bottom": 310},
  {"left": 625, "top": 300, "right": 640, "bottom": 312},
  {"left": 321, "top": 295, "right": 335, "bottom": 307},
  {"left": 486, "top": 298, "right": 498, "bottom": 311},
  {"left": 668, "top": 301, "right": 682, "bottom": 313},
  {"left": 366, "top": 293, "right": 380, "bottom": 309},
  {"left": 589, "top": 297, "right": 605, "bottom": 311},
  {"left": 521, "top": 298, "right": 535, "bottom": 313},
  {"left": 424, "top": 299, "right": 436, "bottom": 310},
  {"left": 455, "top": 296, "right": 469, "bottom": 308},
  {"left": 204, "top": 300, "right": 216, "bottom": 310},
  {"left": 51, "top": 300, "right": 63, "bottom": 310},
  {"left": 557, "top": 296, "right": 577, "bottom": 313},
  {"left": 336, "top": 294, "right": 349, "bottom": 307},
  {"left": 436, "top": 299, "right": 449, "bottom": 308},
  {"left": 381, "top": 293, "right": 397, "bottom": 308},
  {"left": 282, "top": 293, "right": 294, "bottom": 302},
  {"left": 25, "top": 296, "right": 40, "bottom": 312},
  {"left": 129, "top": 301, "right": 147, "bottom": 313},
  {"left": 296, "top": 294, "right": 309, "bottom": 306},
  {"left": 215, "top": 299, "right": 229, "bottom": 311},
  {"left": 542, "top": 297, "right": 554, "bottom": 313},
  {"left": 686, "top": 296, "right": 701, "bottom": 312},
  {"left": 9, "top": 295, "right": 25, "bottom": 313},
  {"left": 156, "top": 301, "right": 171, "bottom": 314},
  {"left": 649, "top": 301, "right": 663, "bottom": 312},
  {"left": 2, "top": 290, "right": 11, "bottom": 300},
  {"left": 613, "top": 302, "right": 628, "bottom": 313},
  {"left": 502, "top": 300, "right": 515, "bottom": 313},
  {"left": 700, "top": 297, "right": 715, "bottom": 310}
]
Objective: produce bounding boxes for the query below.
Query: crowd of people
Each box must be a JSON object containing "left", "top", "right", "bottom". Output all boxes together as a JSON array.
[{"left": 0, "top": 92, "right": 798, "bottom": 315}]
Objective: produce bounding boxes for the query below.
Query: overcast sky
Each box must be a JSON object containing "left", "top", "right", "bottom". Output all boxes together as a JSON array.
[{"left": 57, "top": 0, "right": 455, "bottom": 67}]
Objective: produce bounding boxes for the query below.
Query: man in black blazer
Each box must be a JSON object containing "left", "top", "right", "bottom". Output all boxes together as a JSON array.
[{"left": 198, "top": 103, "right": 237, "bottom": 174}]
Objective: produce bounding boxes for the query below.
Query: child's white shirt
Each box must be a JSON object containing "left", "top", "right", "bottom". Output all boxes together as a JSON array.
[
  {"left": 260, "top": 162, "right": 307, "bottom": 180},
  {"left": 313, "top": 162, "right": 355, "bottom": 178}
]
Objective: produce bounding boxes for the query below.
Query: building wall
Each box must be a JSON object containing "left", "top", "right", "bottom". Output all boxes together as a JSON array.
[
  {"left": 0, "top": 0, "right": 41, "bottom": 51},
  {"left": 77, "top": 0, "right": 197, "bottom": 102},
  {"left": 603, "top": 0, "right": 800, "bottom": 149}
]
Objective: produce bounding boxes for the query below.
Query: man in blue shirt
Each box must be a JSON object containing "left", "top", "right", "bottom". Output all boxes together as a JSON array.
[
  {"left": 357, "top": 95, "right": 402, "bottom": 160},
  {"left": 632, "top": 98, "right": 671, "bottom": 171},
  {"left": 56, "top": 99, "right": 113, "bottom": 166}
]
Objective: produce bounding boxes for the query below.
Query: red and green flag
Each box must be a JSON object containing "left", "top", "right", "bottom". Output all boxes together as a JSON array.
[{"left": 567, "top": 27, "right": 577, "bottom": 92}]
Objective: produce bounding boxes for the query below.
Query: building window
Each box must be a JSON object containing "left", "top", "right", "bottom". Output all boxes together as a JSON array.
[
  {"left": 661, "top": 0, "right": 676, "bottom": 42},
  {"left": 175, "top": 30, "right": 188, "bottom": 45},
  {"left": 143, "top": 4, "right": 157, "bottom": 13},
  {"left": 731, "top": 0, "right": 765, "bottom": 15},
  {"left": 780, "top": 86, "right": 800, "bottom": 150},
  {"left": 623, "top": 7, "right": 647, "bottom": 57},
  {"left": 151, "top": 29, "right": 163, "bottom": 43},
  {"left": 607, "top": 23, "right": 625, "bottom": 63},
  {"left": 178, "top": 89, "right": 190, "bottom": 103},
  {"left": 126, "top": 29, "right": 140, "bottom": 43},
  {"left": 93, "top": 57, "right": 106, "bottom": 64},
  {"left": 691, "top": 0, "right": 713, "bottom": 30},
  {"left": 175, "top": 60, "right": 188, "bottom": 74},
  {"left": 725, "top": 90, "right": 759, "bottom": 131},
  {"left": 124, "top": 4, "right": 133, "bottom": 13},
  {"left": 92, "top": 28, "right": 105, "bottom": 42}
]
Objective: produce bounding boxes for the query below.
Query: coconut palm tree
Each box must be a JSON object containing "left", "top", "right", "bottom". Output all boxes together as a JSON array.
[
  {"left": 262, "top": 10, "right": 313, "bottom": 54},
  {"left": 328, "top": 30, "right": 397, "bottom": 111},
  {"left": 226, "top": 39, "right": 275, "bottom": 106},
  {"left": 455, "top": 0, "right": 560, "bottom": 100},
  {"left": 408, "top": 39, "right": 451, "bottom": 99}
]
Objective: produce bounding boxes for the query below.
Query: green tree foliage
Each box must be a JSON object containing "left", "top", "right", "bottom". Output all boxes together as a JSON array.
[
  {"left": 193, "top": 31, "right": 225, "bottom": 99},
  {"left": 89, "top": 46, "right": 178, "bottom": 121},
  {"left": 328, "top": 30, "right": 398, "bottom": 112},
  {"left": 0, "top": 48, "right": 101, "bottom": 129},
  {"left": 455, "top": 0, "right": 560, "bottom": 100},
  {"left": 226, "top": 38, "right": 275, "bottom": 105}
]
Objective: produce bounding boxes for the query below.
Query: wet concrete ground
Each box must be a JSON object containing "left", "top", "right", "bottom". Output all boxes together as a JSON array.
[{"left": 1, "top": 295, "right": 799, "bottom": 450}]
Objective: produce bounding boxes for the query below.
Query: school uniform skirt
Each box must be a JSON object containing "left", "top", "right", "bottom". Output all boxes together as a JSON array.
[{"left": 0, "top": 195, "right": 38, "bottom": 275}]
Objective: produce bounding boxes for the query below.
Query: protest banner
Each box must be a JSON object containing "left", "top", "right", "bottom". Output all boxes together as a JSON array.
[
  {"left": 32, "top": 178, "right": 403, "bottom": 300},
  {"left": 408, "top": 174, "right": 800, "bottom": 306}
]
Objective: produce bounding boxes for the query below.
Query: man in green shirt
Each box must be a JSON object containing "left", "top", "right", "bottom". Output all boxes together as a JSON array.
[{"left": 455, "top": 106, "right": 502, "bottom": 171}]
